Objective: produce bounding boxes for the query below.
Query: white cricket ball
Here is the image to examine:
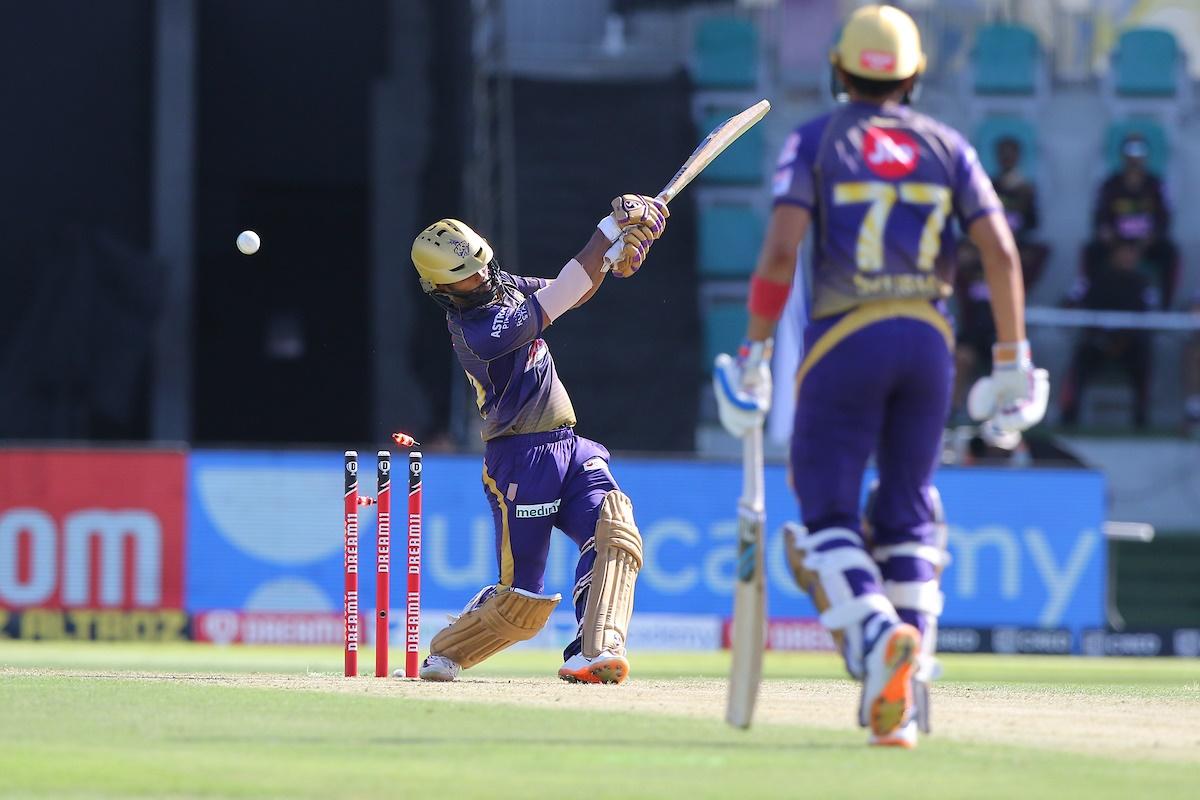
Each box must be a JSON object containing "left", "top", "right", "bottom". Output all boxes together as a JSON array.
[
  {"left": 392, "top": 668, "right": 406, "bottom": 679},
  {"left": 236, "top": 230, "right": 260, "bottom": 255}
]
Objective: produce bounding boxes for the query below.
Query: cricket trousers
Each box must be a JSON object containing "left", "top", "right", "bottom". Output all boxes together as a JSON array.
[
  {"left": 791, "top": 301, "right": 954, "bottom": 647},
  {"left": 482, "top": 427, "right": 619, "bottom": 659}
]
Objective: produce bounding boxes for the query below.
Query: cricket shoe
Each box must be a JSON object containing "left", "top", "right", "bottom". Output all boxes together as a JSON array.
[
  {"left": 419, "top": 654, "right": 461, "bottom": 682},
  {"left": 558, "top": 651, "right": 629, "bottom": 684},
  {"left": 859, "top": 622, "right": 921, "bottom": 744},
  {"left": 869, "top": 720, "right": 918, "bottom": 749}
]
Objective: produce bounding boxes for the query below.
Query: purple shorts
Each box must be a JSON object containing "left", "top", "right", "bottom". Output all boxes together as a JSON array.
[{"left": 482, "top": 427, "right": 617, "bottom": 594}]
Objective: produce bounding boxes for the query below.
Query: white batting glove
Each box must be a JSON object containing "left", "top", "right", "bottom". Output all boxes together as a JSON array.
[
  {"left": 967, "top": 340, "right": 1050, "bottom": 434},
  {"left": 713, "top": 339, "right": 773, "bottom": 439}
]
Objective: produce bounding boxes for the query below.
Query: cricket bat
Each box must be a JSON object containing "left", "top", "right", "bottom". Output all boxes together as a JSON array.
[
  {"left": 726, "top": 422, "right": 766, "bottom": 729},
  {"left": 603, "top": 99, "right": 770, "bottom": 269}
]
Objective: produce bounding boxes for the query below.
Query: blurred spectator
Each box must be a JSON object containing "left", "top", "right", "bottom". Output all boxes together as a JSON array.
[
  {"left": 1060, "top": 242, "right": 1156, "bottom": 429},
  {"left": 990, "top": 136, "right": 1048, "bottom": 287},
  {"left": 1084, "top": 134, "right": 1178, "bottom": 308},
  {"left": 1185, "top": 292, "right": 1200, "bottom": 437}
]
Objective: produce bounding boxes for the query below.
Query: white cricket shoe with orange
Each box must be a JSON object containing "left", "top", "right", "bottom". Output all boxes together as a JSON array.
[
  {"left": 860, "top": 622, "right": 921, "bottom": 747},
  {"left": 558, "top": 651, "right": 630, "bottom": 684}
]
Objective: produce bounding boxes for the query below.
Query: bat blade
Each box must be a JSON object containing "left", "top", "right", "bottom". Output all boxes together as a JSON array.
[
  {"left": 659, "top": 99, "right": 770, "bottom": 204},
  {"left": 726, "top": 423, "right": 767, "bottom": 729}
]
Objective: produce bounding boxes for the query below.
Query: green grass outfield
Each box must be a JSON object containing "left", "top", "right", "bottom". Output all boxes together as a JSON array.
[{"left": 2, "top": 643, "right": 1197, "bottom": 799}]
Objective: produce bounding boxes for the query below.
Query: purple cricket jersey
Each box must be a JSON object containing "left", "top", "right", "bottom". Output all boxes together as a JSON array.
[
  {"left": 773, "top": 100, "right": 1002, "bottom": 319},
  {"left": 447, "top": 271, "right": 576, "bottom": 441}
]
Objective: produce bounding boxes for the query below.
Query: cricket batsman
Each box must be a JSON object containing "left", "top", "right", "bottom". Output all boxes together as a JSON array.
[
  {"left": 410, "top": 196, "right": 668, "bottom": 684},
  {"left": 714, "top": 5, "right": 1048, "bottom": 746}
]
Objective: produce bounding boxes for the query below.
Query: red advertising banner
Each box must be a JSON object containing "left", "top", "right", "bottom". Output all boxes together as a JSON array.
[
  {"left": 0, "top": 449, "right": 186, "bottom": 611},
  {"left": 721, "top": 617, "right": 838, "bottom": 652},
  {"left": 192, "top": 610, "right": 349, "bottom": 646}
]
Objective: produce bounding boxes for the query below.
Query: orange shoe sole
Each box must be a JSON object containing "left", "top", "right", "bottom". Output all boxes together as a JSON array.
[
  {"left": 869, "top": 624, "right": 919, "bottom": 738},
  {"left": 558, "top": 656, "right": 630, "bottom": 685}
]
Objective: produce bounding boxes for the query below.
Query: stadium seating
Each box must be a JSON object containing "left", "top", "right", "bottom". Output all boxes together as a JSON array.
[
  {"left": 699, "top": 204, "right": 765, "bottom": 278},
  {"left": 693, "top": 16, "right": 758, "bottom": 89},
  {"left": 1111, "top": 28, "right": 1180, "bottom": 97},
  {"left": 1105, "top": 118, "right": 1169, "bottom": 176},
  {"left": 702, "top": 299, "right": 748, "bottom": 368},
  {"left": 972, "top": 23, "right": 1040, "bottom": 95},
  {"left": 973, "top": 116, "right": 1038, "bottom": 178},
  {"left": 697, "top": 109, "right": 765, "bottom": 184}
]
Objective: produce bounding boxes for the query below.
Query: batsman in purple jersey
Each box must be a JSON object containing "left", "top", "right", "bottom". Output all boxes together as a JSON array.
[
  {"left": 715, "top": 5, "right": 1048, "bottom": 748},
  {"left": 408, "top": 194, "right": 669, "bottom": 685}
]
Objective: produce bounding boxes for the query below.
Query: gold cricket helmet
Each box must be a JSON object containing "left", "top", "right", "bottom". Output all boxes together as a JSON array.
[
  {"left": 411, "top": 219, "right": 494, "bottom": 291},
  {"left": 831, "top": 4, "right": 926, "bottom": 82}
]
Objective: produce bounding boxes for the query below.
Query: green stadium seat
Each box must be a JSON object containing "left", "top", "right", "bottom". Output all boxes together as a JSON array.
[
  {"left": 973, "top": 116, "right": 1037, "bottom": 178},
  {"left": 698, "top": 110, "right": 764, "bottom": 184},
  {"left": 693, "top": 16, "right": 758, "bottom": 89},
  {"left": 702, "top": 301, "right": 747, "bottom": 368},
  {"left": 699, "top": 204, "right": 764, "bottom": 278},
  {"left": 1105, "top": 119, "right": 1168, "bottom": 176},
  {"left": 1112, "top": 29, "right": 1179, "bottom": 97},
  {"left": 972, "top": 24, "right": 1040, "bottom": 95}
]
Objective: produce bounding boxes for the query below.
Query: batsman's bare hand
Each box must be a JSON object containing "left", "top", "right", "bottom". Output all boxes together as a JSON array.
[{"left": 611, "top": 194, "right": 669, "bottom": 238}]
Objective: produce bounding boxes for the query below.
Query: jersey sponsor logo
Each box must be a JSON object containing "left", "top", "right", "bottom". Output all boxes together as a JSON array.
[
  {"left": 582, "top": 457, "right": 607, "bottom": 472},
  {"left": 776, "top": 131, "right": 800, "bottom": 166},
  {"left": 863, "top": 127, "right": 919, "bottom": 180},
  {"left": 492, "top": 303, "right": 530, "bottom": 338},
  {"left": 514, "top": 499, "right": 561, "bottom": 519},
  {"left": 858, "top": 49, "right": 897, "bottom": 74},
  {"left": 490, "top": 309, "right": 510, "bottom": 338}
]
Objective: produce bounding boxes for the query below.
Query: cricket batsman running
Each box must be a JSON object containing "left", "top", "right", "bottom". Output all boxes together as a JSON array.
[
  {"left": 715, "top": 5, "right": 1048, "bottom": 746},
  {"left": 410, "top": 196, "right": 668, "bottom": 684}
]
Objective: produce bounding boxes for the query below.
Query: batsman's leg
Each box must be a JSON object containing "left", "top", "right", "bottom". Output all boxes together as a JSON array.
[
  {"left": 556, "top": 438, "right": 641, "bottom": 684},
  {"left": 786, "top": 319, "right": 921, "bottom": 744},
  {"left": 420, "top": 438, "right": 566, "bottom": 681},
  {"left": 867, "top": 318, "right": 955, "bottom": 743}
]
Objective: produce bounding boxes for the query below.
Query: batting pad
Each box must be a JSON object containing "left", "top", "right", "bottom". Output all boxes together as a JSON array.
[
  {"left": 581, "top": 491, "right": 643, "bottom": 658},
  {"left": 430, "top": 586, "right": 560, "bottom": 669}
]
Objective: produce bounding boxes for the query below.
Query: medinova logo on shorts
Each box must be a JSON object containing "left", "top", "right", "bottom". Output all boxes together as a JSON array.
[{"left": 515, "top": 500, "right": 561, "bottom": 518}]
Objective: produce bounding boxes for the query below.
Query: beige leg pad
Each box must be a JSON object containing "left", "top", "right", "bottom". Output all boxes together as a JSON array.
[
  {"left": 784, "top": 524, "right": 845, "bottom": 654},
  {"left": 430, "top": 586, "right": 560, "bottom": 669},
  {"left": 581, "top": 491, "right": 643, "bottom": 658}
]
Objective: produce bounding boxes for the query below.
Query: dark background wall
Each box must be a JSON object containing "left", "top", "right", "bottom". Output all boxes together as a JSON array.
[
  {"left": 511, "top": 76, "right": 701, "bottom": 451},
  {"left": 192, "top": 0, "right": 387, "bottom": 444},
  {"left": 0, "top": 1, "right": 700, "bottom": 450},
  {"left": 0, "top": 2, "right": 155, "bottom": 439}
]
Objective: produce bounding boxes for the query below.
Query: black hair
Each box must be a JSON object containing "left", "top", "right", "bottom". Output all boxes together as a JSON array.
[{"left": 843, "top": 72, "right": 909, "bottom": 100}]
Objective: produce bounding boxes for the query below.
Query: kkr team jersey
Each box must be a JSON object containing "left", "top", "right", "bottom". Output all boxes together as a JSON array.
[
  {"left": 774, "top": 100, "right": 1001, "bottom": 318},
  {"left": 447, "top": 271, "right": 576, "bottom": 441}
]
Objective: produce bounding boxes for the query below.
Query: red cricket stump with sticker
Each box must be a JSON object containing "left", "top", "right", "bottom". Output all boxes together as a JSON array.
[
  {"left": 406, "top": 450, "right": 423, "bottom": 680},
  {"left": 375, "top": 451, "right": 392, "bottom": 678},
  {"left": 345, "top": 436, "right": 421, "bottom": 678},
  {"left": 344, "top": 451, "right": 360, "bottom": 677}
]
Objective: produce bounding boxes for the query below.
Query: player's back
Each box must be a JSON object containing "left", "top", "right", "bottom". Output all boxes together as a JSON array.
[{"left": 775, "top": 101, "right": 999, "bottom": 319}]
